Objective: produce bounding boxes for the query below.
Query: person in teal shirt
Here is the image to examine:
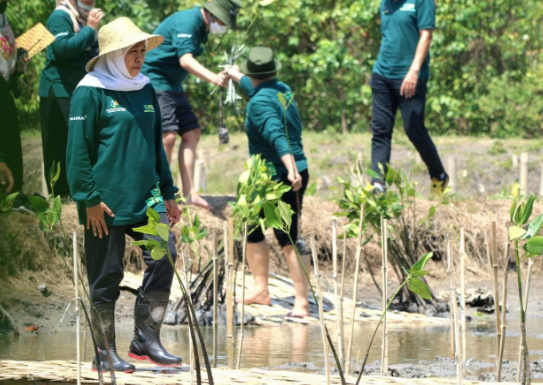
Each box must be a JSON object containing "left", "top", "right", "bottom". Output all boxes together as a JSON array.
[
  {"left": 228, "top": 47, "right": 311, "bottom": 318},
  {"left": 142, "top": 0, "right": 241, "bottom": 210},
  {"left": 371, "top": 0, "right": 448, "bottom": 194},
  {"left": 39, "top": 0, "right": 103, "bottom": 197},
  {"left": 67, "top": 18, "right": 182, "bottom": 372}
]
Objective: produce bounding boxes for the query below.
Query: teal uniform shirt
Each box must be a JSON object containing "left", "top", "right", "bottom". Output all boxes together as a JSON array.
[
  {"left": 373, "top": 0, "right": 436, "bottom": 80},
  {"left": 239, "top": 76, "right": 307, "bottom": 179},
  {"left": 67, "top": 84, "right": 178, "bottom": 226},
  {"left": 39, "top": 10, "right": 98, "bottom": 98},
  {"left": 141, "top": 6, "right": 208, "bottom": 92}
]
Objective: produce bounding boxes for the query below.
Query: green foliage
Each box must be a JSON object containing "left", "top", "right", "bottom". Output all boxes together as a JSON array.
[
  {"left": 10, "top": 0, "right": 543, "bottom": 136},
  {"left": 509, "top": 195, "right": 543, "bottom": 257},
  {"left": 230, "top": 155, "right": 291, "bottom": 235}
]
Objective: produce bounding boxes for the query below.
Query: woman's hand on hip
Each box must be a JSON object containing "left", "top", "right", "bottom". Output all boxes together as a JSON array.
[
  {"left": 165, "top": 199, "right": 181, "bottom": 227},
  {"left": 86, "top": 202, "right": 114, "bottom": 238},
  {"left": 400, "top": 69, "right": 419, "bottom": 98}
]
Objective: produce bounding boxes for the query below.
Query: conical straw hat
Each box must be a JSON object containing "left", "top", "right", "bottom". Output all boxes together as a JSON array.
[{"left": 86, "top": 17, "right": 164, "bottom": 72}]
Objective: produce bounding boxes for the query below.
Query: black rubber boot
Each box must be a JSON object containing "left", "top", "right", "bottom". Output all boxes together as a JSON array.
[
  {"left": 91, "top": 302, "right": 136, "bottom": 373},
  {"left": 129, "top": 290, "right": 183, "bottom": 367}
]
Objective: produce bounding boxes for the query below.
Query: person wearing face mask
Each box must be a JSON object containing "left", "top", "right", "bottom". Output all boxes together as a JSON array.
[
  {"left": 67, "top": 17, "right": 181, "bottom": 372},
  {"left": 39, "top": 0, "right": 103, "bottom": 197},
  {"left": 141, "top": 0, "right": 241, "bottom": 211},
  {"left": 0, "top": 0, "right": 28, "bottom": 193}
]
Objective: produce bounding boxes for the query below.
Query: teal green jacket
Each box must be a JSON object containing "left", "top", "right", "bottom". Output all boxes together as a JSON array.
[
  {"left": 39, "top": 10, "right": 98, "bottom": 98},
  {"left": 240, "top": 76, "right": 307, "bottom": 179},
  {"left": 66, "top": 84, "right": 178, "bottom": 226},
  {"left": 142, "top": 6, "right": 208, "bottom": 92}
]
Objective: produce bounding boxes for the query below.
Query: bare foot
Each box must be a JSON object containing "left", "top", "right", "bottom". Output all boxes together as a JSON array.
[
  {"left": 288, "top": 299, "right": 310, "bottom": 318},
  {"left": 187, "top": 194, "right": 212, "bottom": 211},
  {"left": 237, "top": 290, "right": 271, "bottom": 306}
]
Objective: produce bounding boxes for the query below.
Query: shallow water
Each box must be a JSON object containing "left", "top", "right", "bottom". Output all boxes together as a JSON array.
[{"left": 2, "top": 314, "right": 543, "bottom": 374}]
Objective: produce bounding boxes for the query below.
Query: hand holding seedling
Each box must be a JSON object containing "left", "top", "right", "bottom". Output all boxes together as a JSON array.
[
  {"left": 165, "top": 199, "right": 180, "bottom": 227},
  {"left": 86, "top": 202, "right": 114, "bottom": 238},
  {"left": 287, "top": 169, "right": 302, "bottom": 192},
  {"left": 0, "top": 162, "right": 14, "bottom": 193}
]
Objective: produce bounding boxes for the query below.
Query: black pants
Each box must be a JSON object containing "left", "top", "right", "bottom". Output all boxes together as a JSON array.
[
  {"left": 0, "top": 80, "right": 23, "bottom": 192},
  {"left": 370, "top": 73, "right": 445, "bottom": 180},
  {"left": 247, "top": 169, "right": 309, "bottom": 247},
  {"left": 84, "top": 212, "right": 177, "bottom": 305},
  {"left": 40, "top": 89, "right": 71, "bottom": 197}
]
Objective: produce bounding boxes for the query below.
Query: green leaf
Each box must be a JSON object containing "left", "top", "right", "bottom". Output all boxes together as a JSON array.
[
  {"left": 195, "top": 230, "right": 209, "bottom": 241},
  {"left": 146, "top": 207, "right": 161, "bottom": 223},
  {"left": 259, "top": 0, "right": 276, "bottom": 6},
  {"left": 27, "top": 195, "right": 49, "bottom": 213},
  {"left": 366, "top": 169, "right": 380, "bottom": 180},
  {"left": 263, "top": 201, "right": 281, "bottom": 229},
  {"left": 156, "top": 223, "right": 170, "bottom": 242},
  {"left": 239, "top": 170, "right": 250, "bottom": 184},
  {"left": 151, "top": 246, "right": 165, "bottom": 261},
  {"left": 523, "top": 236, "right": 543, "bottom": 255},
  {"left": 52, "top": 196, "right": 62, "bottom": 216},
  {"left": 509, "top": 225, "right": 527, "bottom": 240},
  {"left": 278, "top": 200, "right": 293, "bottom": 230},
  {"left": 408, "top": 277, "right": 432, "bottom": 300},
  {"left": 510, "top": 195, "right": 520, "bottom": 223},
  {"left": 133, "top": 225, "right": 158, "bottom": 236},
  {"left": 520, "top": 195, "right": 536, "bottom": 225},
  {"left": 412, "top": 270, "right": 429, "bottom": 277},
  {"left": 409, "top": 252, "right": 434, "bottom": 274},
  {"left": 277, "top": 92, "right": 287, "bottom": 109},
  {"left": 50, "top": 161, "right": 61, "bottom": 186},
  {"left": 306, "top": 182, "right": 317, "bottom": 196},
  {"left": 522, "top": 214, "right": 543, "bottom": 239}
]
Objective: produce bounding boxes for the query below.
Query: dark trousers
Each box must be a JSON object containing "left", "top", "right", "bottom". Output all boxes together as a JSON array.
[
  {"left": 40, "top": 89, "right": 71, "bottom": 197},
  {"left": 0, "top": 81, "right": 23, "bottom": 192},
  {"left": 247, "top": 169, "right": 310, "bottom": 247},
  {"left": 84, "top": 212, "right": 177, "bottom": 305},
  {"left": 370, "top": 73, "right": 445, "bottom": 180}
]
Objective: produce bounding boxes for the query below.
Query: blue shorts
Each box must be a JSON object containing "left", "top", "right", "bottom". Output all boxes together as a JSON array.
[{"left": 156, "top": 90, "right": 200, "bottom": 135}]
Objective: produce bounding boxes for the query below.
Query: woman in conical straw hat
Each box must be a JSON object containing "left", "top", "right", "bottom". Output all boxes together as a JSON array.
[{"left": 67, "top": 17, "right": 182, "bottom": 373}]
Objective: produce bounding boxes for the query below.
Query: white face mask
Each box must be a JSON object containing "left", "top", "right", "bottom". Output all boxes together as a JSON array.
[
  {"left": 210, "top": 21, "right": 228, "bottom": 35},
  {"left": 77, "top": 0, "right": 93, "bottom": 12}
]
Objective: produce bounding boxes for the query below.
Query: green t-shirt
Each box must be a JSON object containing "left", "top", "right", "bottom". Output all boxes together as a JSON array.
[
  {"left": 373, "top": 0, "right": 436, "bottom": 80},
  {"left": 66, "top": 84, "right": 178, "bottom": 226},
  {"left": 240, "top": 76, "right": 307, "bottom": 179},
  {"left": 39, "top": 9, "right": 98, "bottom": 98},
  {"left": 141, "top": 6, "right": 208, "bottom": 93}
]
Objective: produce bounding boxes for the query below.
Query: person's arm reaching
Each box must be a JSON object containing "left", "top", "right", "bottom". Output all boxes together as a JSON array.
[
  {"left": 400, "top": 30, "right": 432, "bottom": 98},
  {"left": 0, "top": 151, "right": 14, "bottom": 192},
  {"left": 66, "top": 87, "right": 114, "bottom": 238},
  {"left": 179, "top": 53, "right": 227, "bottom": 87}
]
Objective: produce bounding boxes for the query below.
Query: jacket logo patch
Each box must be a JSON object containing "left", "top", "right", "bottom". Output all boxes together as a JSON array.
[
  {"left": 143, "top": 105, "right": 155, "bottom": 113},
  {"left": 70, "top": 115, "right": 87, "bottom": 121},
  {"left": 177, "top": 34, "right": 192, "bottom": 38},
  {"left": 106, "top": 100, "right": 127, "bottom": 113},
  {"left": 400, "top": 3, "right": 416, "bottom": 11}
]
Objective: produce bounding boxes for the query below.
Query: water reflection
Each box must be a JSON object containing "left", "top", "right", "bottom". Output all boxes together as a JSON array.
[{"left": 2, "top": 317, "right": 543, "bottom": 373}]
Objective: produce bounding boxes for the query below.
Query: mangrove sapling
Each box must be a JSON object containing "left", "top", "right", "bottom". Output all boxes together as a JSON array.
[
  {"left": 262, "top": 200, "right": 346, "bottom": 385},
  {"left": 355, "top": 252, "right": 434, "bottom": 384},
  {"left": 508, "top": 194, "right": 543, "bottom": 384},
  {"left": 132, "top": 207, "right": 214, "bottom": 385}
]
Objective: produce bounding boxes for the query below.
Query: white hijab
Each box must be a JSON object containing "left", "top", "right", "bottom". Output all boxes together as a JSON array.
[{"left": 77, "top": 44, "right": 150, "bottom": 92}]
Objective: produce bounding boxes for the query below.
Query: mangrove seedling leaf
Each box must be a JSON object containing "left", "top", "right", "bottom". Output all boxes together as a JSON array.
[
  {"left": 259, "top": 0, "right": 276, "bottom": 6},
  {"left": 509, "top": 226, "right": 527, "bottom": 241},
  {"left": 239, "top": 170, "right": 250, "bottom": 184},
  {"left": 151, "top": 246, "right": 165, "bottom": 261},
  {"left": 264, "top": 201, "right": 281, "bottom": 229},
  {"left": 53, "top": 196, "right": 62, "bottom": 216},
  {"left": 146, "top": 207, "right": 161, "bottom": 223},
  {"left": 408, "top": 277, "right": 432, "bottom": 300},
  {"left": 27, "top": 195, "right": 49, "bottom": 213},
  {"left": 50, "top": 161, "right": 61, "bottom": 186},
  {"left": 516, "top": 203, "right": 526, "bottom": 226},
  {"left": 522, "top": 214, "right": 543, "bottom": 239},
  {"left": 133, "top": 225, "right": 158, "bottom": 236},
  {"left": 409, "top": 252, "right": 434, "bottom": 274},
  {"left": 366, "top": 168, "right": 380, "bottom": 180},
  {"left": 412, "top": 270, "right": 429, "bottom": 277},
  {"left": 195, "top": 230, "right": 209, "bottom": 241},
  {"left": 1, "top": 192, "right": 19, "bottom": 212},
  {"left": 278, "top": 200, "right": 294, "bottom": 230},
  {"left": 520, "top": 195, "right": 536, "bottom": 225},
  {"left": 306, "top": 182, "right": 317, "bottom": 196},
  {"left": 523, "top": 236, "right": 543, "bottom": 255},
  {"left": 277, "top": 92, "right": 287, "bottom": 109},
  {"left": 156, "top": 223, "right": 170, "bottom": 242}
]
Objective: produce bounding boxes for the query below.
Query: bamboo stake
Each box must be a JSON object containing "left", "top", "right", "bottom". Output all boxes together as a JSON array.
[
  {"left": 227, "top": 218, "right": 235, "bottom": 338},
  {"left": 73, "top": 232, "right": 81, "bottom": 385},
  {"left": 460, "top": 228, "right": 467, "bottom": 359},
  {"left": 212, "top": 229, "right": 219, "bottom": 368},
  {"left": 447, "top": 238, "right": 462, "bottom": 384},
  {"left": 520, "top": 152, "right": 529, "bottom": 196},
  {"left": 345, "top": 208, "right": 365, "bottom": 375},
  {"left": 517, "top": 258, "right": 534, "bottom": 381},
  {"left": 236, "top": 223, "right": 248, "bottom": 370},
  {"left": 311, "top": 237, "right": 330, "bottom": 385},
  {"left": 497, "top": 245, "right": 510, "bottom": 382},
  {"left": 491, "top": 222, "right": 501, "bottom": 366},
  {"left": 448, "top": 156, "right": 457, "bottom": 194},
  {"left": 381, "top": 217, "right": 388, "bottom": 376},
  {"left": 183, "top": 252, "right": 194, "bottom": 385},
  {"left": 339, "top": 228, "right": 347, "bottom": 368},
  {"left": 77, "top": 251, "right": 88, "bottom": 363},
  {"left": 332, "top": 218, "right": 341, "bottom": 365}
]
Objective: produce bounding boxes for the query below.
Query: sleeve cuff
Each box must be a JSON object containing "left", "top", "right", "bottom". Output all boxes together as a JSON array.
[
  {"left": 417, "top": 25, "right": 435, "bottom": 30},
  {"left": 161, "top": 185, "right": 179, "bottom": 201},
  {"left": 84, "top": 195, "right": 101, "bottom": 208}
]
